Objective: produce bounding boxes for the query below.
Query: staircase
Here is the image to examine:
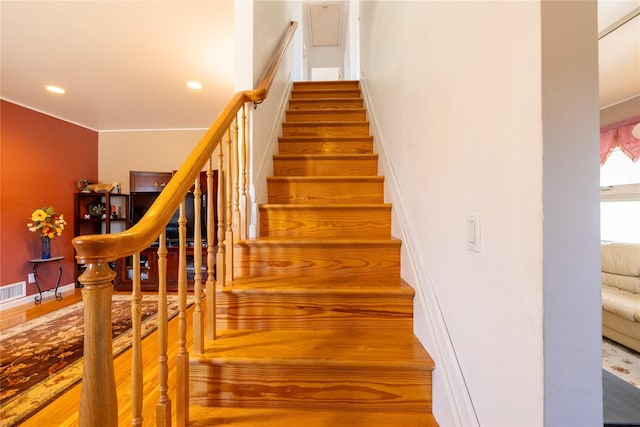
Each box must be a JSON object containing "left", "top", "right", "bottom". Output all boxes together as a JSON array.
[{"left": 189, "top": 81, "right": 437, "bottom": 426}]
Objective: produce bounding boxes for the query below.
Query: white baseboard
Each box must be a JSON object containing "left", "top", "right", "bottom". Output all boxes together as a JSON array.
[
  {"left": 0, "top": 282, "right": 77, "bottom": 311},
  {"left": 359, "top": 76, "right": 479, "bottom": 426}
]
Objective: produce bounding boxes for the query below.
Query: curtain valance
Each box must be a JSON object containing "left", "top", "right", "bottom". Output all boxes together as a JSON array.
[{"left": 600, "top": 116, "right": 640, "bottom": 165}]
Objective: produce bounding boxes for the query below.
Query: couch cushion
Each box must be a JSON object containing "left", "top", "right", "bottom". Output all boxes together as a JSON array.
[
  {"left": 602, "top": 272, "right": 640, "bottom": 294},
  {"left": 602, "top": 285, "right": 640, "bottom": 322},
  {"left": 601, "top": 242, "right": 640, "bottom": 277}
]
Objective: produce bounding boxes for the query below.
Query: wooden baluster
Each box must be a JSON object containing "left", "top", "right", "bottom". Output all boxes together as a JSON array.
[
  {"left": 240, "top": 103, "right": 249, "bottom": 240},
  {"left": 225, "top": 126, "right": 234, "bottom": 282},
  {"left": 78, "top": 262, "right": 118, "bottom": 427},
  {"left": 176, "top": 200, "right": 189, "bottom": 427},
  {"left": 206, "top": 158, "right": 217, "bottom": 339},
  {"left": 233, "top": 115, "right": 241, "bottom": 238},
  {"left": 156, "top": 231, "right": 171, "bottom": 426},
  {"left": 193, "top": 175, "right": 204, "bottom": 354},
  {"left": 217, "top": 137, "right": 226, "bottom": 288},
  {"left": 131, "top": 253, "right": 143, "bottom": 426}
]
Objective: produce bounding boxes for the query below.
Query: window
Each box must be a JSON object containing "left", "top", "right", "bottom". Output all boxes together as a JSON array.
[{"left": 600, "top": 148, "right": 640, "bottom": 243}]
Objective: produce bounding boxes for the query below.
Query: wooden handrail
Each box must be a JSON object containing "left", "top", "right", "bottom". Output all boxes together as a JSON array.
[{"left": 71, "top": 21, "right": 298, "bottom": 263}]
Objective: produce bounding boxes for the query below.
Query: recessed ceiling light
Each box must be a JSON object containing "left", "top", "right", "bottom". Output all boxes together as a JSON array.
[
  {"left": 45, "top": 85, "right": 66, "bottom": 94},
  {"left": 186, "top": 81, "right": 203, "bottom": 90}
]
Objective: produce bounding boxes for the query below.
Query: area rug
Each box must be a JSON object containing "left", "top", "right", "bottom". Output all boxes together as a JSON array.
[
  {"left": 603, "top": 337, "right": 640, "bottom": 389},
  {"left": 0, "top": 294, "right": 189, "bottom": 426}
]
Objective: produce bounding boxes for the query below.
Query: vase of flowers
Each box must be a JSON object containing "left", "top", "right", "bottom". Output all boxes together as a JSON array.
[{"left": 27, "top": 207, "right": 67, "bottom": 259}]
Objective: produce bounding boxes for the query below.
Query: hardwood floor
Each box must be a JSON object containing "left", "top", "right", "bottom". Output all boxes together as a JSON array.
[
  {"left": 1, "top": 288, "right": 192, "bottom": 426},
  {"left": 0, "top": 289, "right": 83, "bottom": 330}
]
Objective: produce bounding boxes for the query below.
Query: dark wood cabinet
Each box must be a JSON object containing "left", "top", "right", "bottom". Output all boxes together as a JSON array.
[
  {"left": 73, "top": 192, "right": 129, "bottom": 287},
  {"left": 117, "top": 245, "right": 207, "bottom": 292},
  {"left": 115, "top": 170, "right": 215, "bottom": 291},
  {"left": 129, "top": 170, "right": 172, "bottom": 192}
]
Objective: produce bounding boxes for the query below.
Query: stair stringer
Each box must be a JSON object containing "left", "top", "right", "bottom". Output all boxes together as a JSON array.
[
  {"left": 359, "top": 76, "right": 480, "bottom": 427},
  {"left": 248, "top": 79, "right": 294, "bottom": 238}
]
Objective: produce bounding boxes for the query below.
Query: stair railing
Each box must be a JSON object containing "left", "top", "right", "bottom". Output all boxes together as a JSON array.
[{"left": 72, "top": 21, "right": 298, "bottom": 427}]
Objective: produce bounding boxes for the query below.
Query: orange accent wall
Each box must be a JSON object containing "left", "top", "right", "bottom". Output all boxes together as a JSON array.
[{"left": 0, "top": 100, "right": 98, "bottom": 297}]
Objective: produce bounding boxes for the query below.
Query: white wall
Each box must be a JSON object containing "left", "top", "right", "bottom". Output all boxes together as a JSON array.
[
  {"left": 248, "top": 1, "right": 302, "bottom": 233},
  {"left": 359, "top": 1, "right": 601, "bottom": 425},
  {"left": 98, "top": 129, "right": 209, "bottom": 194},
  {"left": 540, "top": 2, "right": 602, "bottom": 425}
]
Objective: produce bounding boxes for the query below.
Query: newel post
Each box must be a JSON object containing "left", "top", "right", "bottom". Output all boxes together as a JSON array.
[{"left": 78, "top": 261, "right": 118, "bottom": 427}]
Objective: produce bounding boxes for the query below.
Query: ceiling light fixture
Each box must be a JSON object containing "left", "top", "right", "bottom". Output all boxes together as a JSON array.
[
  {"left": 45, "top": 85, "right": 66, "bottom": 94},
  {"left": 186, "top": 81, "right": 203, "bottom": 90}
]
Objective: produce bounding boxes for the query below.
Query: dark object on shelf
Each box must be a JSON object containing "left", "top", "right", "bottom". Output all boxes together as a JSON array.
[
  {"left": 87, "top": 202, "right": 106, "bottom": 218},
  {"left": 76, "top": 178, "right": 92, "bottom": 192}
]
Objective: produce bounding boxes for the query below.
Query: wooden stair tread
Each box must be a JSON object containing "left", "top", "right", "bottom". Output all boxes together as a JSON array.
[
  {"left": 259, "top": 203, "right": 391, "bottom": 210},
  {"left": 278, "top": 135, "right": 373, "bottom": 141},
  {"left": 236, "top": 237, "right": 401, "bottom": 246},
  {"left": 273, "top": 153, "right": 378, "bottom": 160},
  {"left": 283, "top": 120, "right": 369, "bottom": 126},
  {"left": 188, "top": 406, "right": 438, "bottom": 427},
  {"left": 289, "top": 96, "right": 363, "bottom": 101},
  {"left": 293, "top": 80, "right": 360, "bottom": 87},
  {"left": 198, "top": 329, "right": 434, "bottom": 368},
  {"left": 267, "top": 175, "right": 383, "bottom": 182},
  {"left": 286, "top": 107, "right": 366, "bottom": 114},
  {"left": 288, "top": 97, "right": 363, "bottom": 104},
  {"left": 228, "top": 274, "right": 411, "bottom": 291},
  {"left": 287, "top": 107, "right": 366, "bottom": 111}
]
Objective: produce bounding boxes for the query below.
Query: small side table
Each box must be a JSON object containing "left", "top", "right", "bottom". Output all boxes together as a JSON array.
[{"left": 28, "top": 256, "right": 64, "bottom": 304}]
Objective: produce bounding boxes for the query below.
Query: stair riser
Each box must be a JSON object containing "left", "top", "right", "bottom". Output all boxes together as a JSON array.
[
  {"left": 291, "top": 89, "right": 361, "bottom": 99},
  {"left": 190, "top": 363, "right": 432, "bottom": 412},
  {"left": 216, "top": 291, "right": 413, "bottom": 331},
  {"left": 285, "top": 109, "right": 366, "bottom": 122},
  {"left": 278, "top": 139, "right": 373, "bottom": 154},
  {"left": 267, "top": 179, "right": 384, "bottom": 204},
  {"left": 273, "top": 157, "right": 378, "bottom": 176},
  {"left": 293, "top": 81, "right": 360, "bottom": 91},
  {"left": 282, "top": 122, "right": 370, "bottom": 137},
  {"left": 232, "top": 243, "right": 400, "bottom": 279},
  {"left": 288, "top": 98, "right": 364, "bottom": 110},
  {"left": 259, "top": 206, "right": 391, "bottom": 238}
]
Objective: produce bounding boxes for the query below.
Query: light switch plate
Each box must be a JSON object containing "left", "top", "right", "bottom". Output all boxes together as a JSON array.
[{"left": 467, "top": 212, "right": 481, "bottom": 252}]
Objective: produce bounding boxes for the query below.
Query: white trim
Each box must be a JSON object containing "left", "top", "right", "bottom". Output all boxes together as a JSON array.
[
  {"left": 360, "top": 76, "right": 479, "bottom": 426},
  {"left": 0, "top": 283, "right": 76, "bottom": 311}
]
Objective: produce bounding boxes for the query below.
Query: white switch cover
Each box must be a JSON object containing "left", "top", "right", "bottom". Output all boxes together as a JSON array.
[{"left": 467, "top": 212, "right": 481, "bottom": 252}]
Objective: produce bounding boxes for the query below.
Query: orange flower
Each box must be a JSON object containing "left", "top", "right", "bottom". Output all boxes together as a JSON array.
[{"left": 27, "top": 206, "right": 67, "bottom": 239}]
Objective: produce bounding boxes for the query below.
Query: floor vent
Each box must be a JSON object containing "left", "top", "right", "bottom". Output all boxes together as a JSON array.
[{"left": 0, "top": 282, "right": 26, "bottom": 304}]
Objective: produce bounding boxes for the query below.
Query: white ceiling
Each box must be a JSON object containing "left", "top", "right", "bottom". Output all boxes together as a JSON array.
[
  {"left": 597, "top": 0, "right": 640, "bottom": 108},
  {"left": 1, "top": 1, "right": 638, "bottom": 132},
  {"left": 0, "top": 1, "right": 235, "bottom": 131}
]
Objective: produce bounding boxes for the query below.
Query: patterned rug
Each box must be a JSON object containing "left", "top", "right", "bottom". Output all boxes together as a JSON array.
[
  {"left": 0, "top": 294, "right": 186, "bottom": 426},
  {"left": 603, "top": 337, "right": 640, "bottom": 389}
]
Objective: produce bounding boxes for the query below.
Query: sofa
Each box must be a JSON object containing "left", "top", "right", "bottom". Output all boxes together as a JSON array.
[{"left": 601, "top": 241, "right": 640, "bottom": 353}]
